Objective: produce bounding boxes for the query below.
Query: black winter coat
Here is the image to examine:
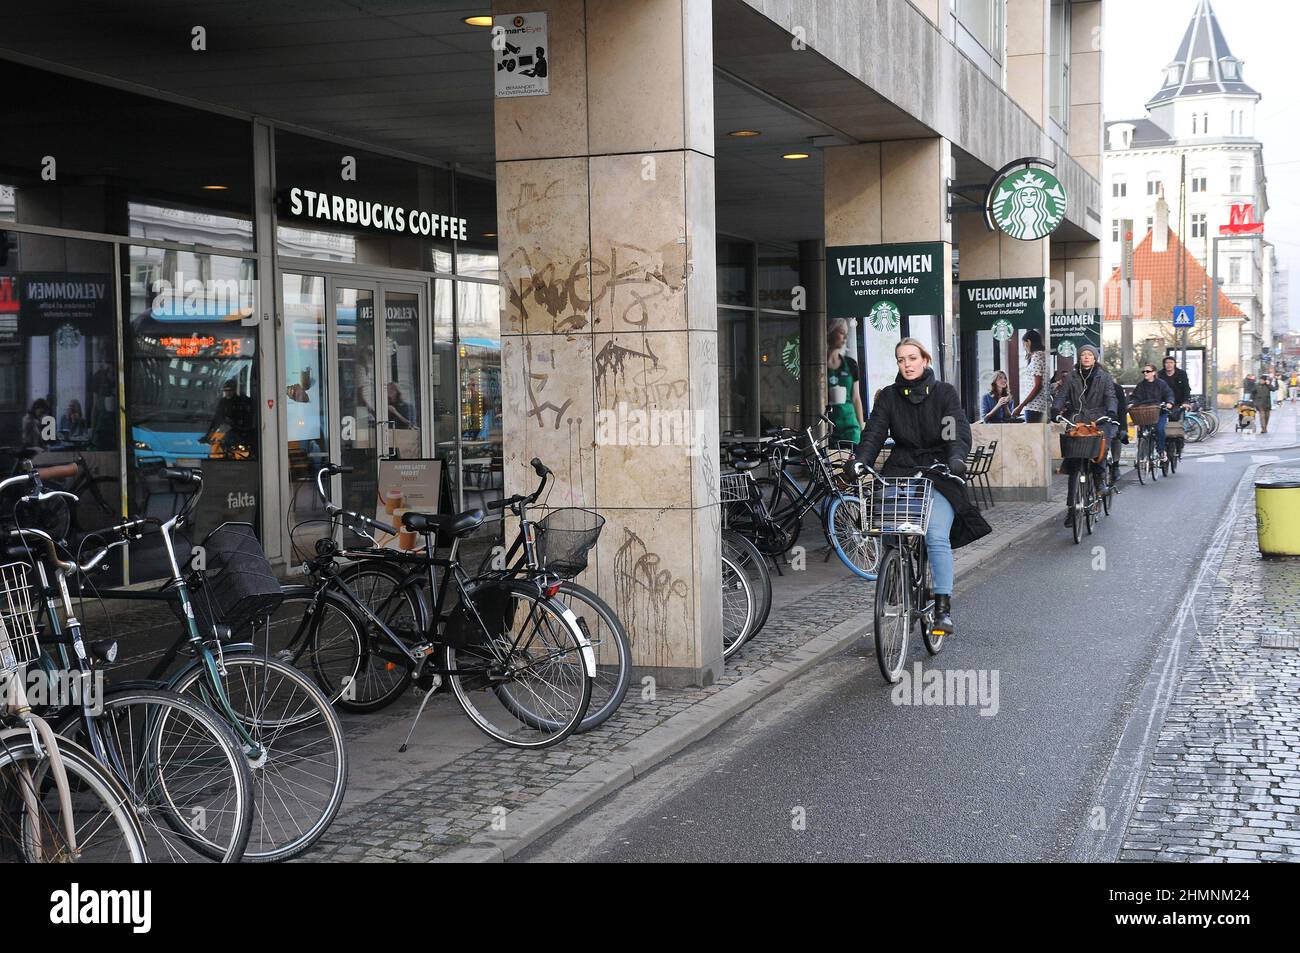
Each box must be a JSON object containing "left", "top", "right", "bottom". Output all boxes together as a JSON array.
[
  {"left": 1160, "top": 367, "right": 1191, "bottom": 405},
  {"left": 1052, "top": 364, "right": 1118, "bottom": 425},
  {"left": 1132, "top": 377, "right": 1175, "bottom": 407},
  {"left": 852, "top": 368, "right": 991, "bottom": 550}
]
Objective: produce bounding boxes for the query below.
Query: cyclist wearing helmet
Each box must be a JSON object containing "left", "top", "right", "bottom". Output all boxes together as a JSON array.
[{"left": 848, "top": 338, "right": 991, "bottom": 636}]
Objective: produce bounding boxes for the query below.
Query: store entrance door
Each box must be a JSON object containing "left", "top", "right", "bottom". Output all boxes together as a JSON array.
[{"left": 281, "top": 272, "right": 428, "bottom": 560}]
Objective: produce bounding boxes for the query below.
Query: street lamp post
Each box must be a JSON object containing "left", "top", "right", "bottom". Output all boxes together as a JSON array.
[{"left": 1210, "top": 233, "right": 1264, "bottom": 408}]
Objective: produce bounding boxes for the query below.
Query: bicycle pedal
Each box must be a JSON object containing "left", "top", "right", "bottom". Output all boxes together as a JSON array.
[{"left": 410, "top": 642, "right": 437, "bottom": 658}]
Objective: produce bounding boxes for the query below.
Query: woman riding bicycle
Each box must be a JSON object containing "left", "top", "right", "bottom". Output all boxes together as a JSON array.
[
  {"left": 1131, "top": 364, "right": 1176, "bottom": 462},
  {"left": 1052, "top": 344, "right": 1117, "bottom": 526},
  {"left": 847, "top": 338, "right": 990, "bottom": 636}
]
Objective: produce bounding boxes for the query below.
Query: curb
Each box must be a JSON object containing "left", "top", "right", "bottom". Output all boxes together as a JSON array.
[{"left": 435, "top": 503, "right": 1065, "bottom": 863}]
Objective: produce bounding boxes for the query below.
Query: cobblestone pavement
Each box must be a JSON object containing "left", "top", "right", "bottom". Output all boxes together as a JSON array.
[
  {"left": 1119, "top": 463, "right": 1300, "bottom": 862},
  {"left": 301, "top": 497, "right": 1060, "bottom": 861}
]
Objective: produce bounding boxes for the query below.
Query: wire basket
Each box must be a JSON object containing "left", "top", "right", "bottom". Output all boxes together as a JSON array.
[
  {"left": 1129, "top": 404, "right": 1162, "bottom": 427},
  {"left": 1060, "top": 433, "right": 1104, "bottom": 460},
  {"left": 0, "top": 562, "right": 41, "bottom": 676},
  {"left": 172, "top": 523, "right": 283, "bottom": 633},
  {"left": 535, "top": 508, "right": 605, "bottom": 579},
  {"left": 718, "top": 471, "right": 756, "bottom": 504},
  {"left": 862, "top": 477, "right": 934, "bottom": 536}
]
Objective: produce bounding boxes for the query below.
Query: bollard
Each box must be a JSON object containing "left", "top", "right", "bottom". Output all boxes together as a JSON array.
[{"left": 1255, "top": 478, "right": 1300, "bottom": 557}]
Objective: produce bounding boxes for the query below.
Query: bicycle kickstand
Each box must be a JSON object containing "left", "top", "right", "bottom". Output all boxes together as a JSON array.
[{"left": 397, "top": 675, "right": 443, "bottom": 753}]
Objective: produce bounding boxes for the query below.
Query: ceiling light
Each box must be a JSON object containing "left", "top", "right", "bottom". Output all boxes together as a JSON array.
[
  {"left": 782, "top": 153, "right": 810, "bottom": 160},
  {"left": 463, "top": 15, "right": 493, "bottom": 26},
  {"left": 728, "top": 130, "right": 761, "bottom": 138},
  {"left": 482, "top": 232, "right": 497, "bottom": 238},
  {"left": 201, "top": 185, "right": 229, "bottom": 190}
]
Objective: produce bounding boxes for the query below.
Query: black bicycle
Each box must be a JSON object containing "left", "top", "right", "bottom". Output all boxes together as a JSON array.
[
  {"left": 1057, "top": 416, "right": 1118, "bottom": 544},
  {"left": 1129, "top": 403, "right": 1169, "bottom": 484},
  {"left": 265, "top": 463, "right": 595, "bottom": 749}
]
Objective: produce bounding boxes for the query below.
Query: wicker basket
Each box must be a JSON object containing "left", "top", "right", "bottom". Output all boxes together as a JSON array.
[
  {"left": 1165, "top": 419, "right": 1185, "bottom": 438},
  {"left": 1129, "top": 404, "right": 1162, "bottom": 426},
  {"left": 1060, "top": 434, "right": 1104, "bottom": 460}
]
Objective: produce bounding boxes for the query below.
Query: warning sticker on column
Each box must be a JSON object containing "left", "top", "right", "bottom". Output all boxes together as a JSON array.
[{"left": 494, "top": 12, "right": 549, "bottom": 98}]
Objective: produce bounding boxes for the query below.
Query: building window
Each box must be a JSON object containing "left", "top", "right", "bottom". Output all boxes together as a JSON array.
[
  {"left": 1165, "top": 65, "right": 1181, "bottom": 86},
  {"left": 1191, "top": 171, "right": 1207, "bottom": 193},
  {"left": 1049, "top": 0, "right": 1071, "bottom": 127},
  {"left": 1112, "top": 176, "right": 1127, "bottom": 198},
  {"left": 1191, "top": 58, "right": 1210, "bottom": 81},
  {"left": 1191, "top": 213, "right": 1207, "bottom": 239},
  {"left": 1229, "top": 259, "right": 1242, "bottom": 285},
  {"left": 955, "top": 0, "right": 1003, "bottom": 61},
  {"left": 1146, "top": 217, "right": 1154, "bottom": 235},
  {"left": 1222, "top": 58, "right": 1239, "bottom": 79},
  {"left": 1147, "top": 173, "right": 1161, "bottom": 197},
  {"left": 1192, "top": 114, "right": 1198, "bottom": 135},
  {"left": 1230, "top": 167, "right": 1243, "bottom": 192},
  {"left": 1202, "top": 112, "right": 1210, "bottom": 134},
  {"left": 1112, "top": 219, "right": 1121, "bottom": 243}
]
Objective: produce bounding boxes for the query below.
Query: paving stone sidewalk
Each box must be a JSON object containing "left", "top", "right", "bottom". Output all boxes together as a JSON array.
[
  {"left": 1119, "top": 464, "right": 1300, "bottom": 862},
  {"left": 300, "top": 496, "right": 1061, "bottom": 862}
]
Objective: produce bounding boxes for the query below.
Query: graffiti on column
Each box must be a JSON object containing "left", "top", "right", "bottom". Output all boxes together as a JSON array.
[
  {"left": 522, "top": 337, "right": 576, "bottom": 430},
  {"left": 613, "top": 525, "right": 689, "bottom": 663}
]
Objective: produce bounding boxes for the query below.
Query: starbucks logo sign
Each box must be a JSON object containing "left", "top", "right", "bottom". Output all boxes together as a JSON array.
[
  {"left": 991, "top": 168, "right": 1067, "bottom": 241},
  {"left": 782, "top": 334, "right": 801, "bottom": 380},
  {"left": 1057, "top": 339, "right": 1077, "bottom": 358},
  {"left": 991, "top": 319, "right": 1015, "bottom": 342},
  {"left": 868, "top": 300, "right": 901, "bottom": 333}
]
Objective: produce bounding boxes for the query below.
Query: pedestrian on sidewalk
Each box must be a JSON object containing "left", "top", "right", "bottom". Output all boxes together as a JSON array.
[
  {"left": 1289, "top": 371, "right": 1298, "bottom": 403},
  {"left": 849, "top": 338, "right": 991, "bottom": 636},
  {"left": 1011, "top": 329, "right": 1050, "bottom": 423},
  {"left": 1252, "top": 374, "right": 1278, "bottom": 434}
]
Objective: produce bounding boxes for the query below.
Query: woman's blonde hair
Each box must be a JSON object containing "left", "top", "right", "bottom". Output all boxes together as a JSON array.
[
  {"left": 895, "top": 337, "right": 933, "bottom": 364},
  {"left": 827, "top": 318, "right": 850, "bottom": 343}
]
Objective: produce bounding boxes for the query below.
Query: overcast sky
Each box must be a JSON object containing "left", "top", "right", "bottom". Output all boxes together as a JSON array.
[{"left": 1104, "top": 0, "right": 1298, "bottom": 330}]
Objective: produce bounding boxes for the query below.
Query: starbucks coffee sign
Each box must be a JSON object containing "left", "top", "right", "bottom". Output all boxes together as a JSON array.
[
  {"left": 958, "top": 278, "right": 1047, "bottom": 338},
  {"left": 1050, "top": 309, "right": 1101, "bottom": 359},
  {"left": 825, "top": 242, "right": 946, "bottom": 321},
  {"left": 990, "top": 167, "right": 1067, "bottom": 241}
]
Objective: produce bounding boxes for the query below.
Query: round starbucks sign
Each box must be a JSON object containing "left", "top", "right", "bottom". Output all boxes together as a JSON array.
[
  {"left": 1057, "top": 339, "right": 1077, "bottom": 358},
  {"left": 868, "top": 300, "right": 901, "bottom": 333},
  {"left": 991, "top": 167, "right": 1067, "bottom": 241},
  {"left": 991, "top": 319, "right": 1015, "bottom": 342}
]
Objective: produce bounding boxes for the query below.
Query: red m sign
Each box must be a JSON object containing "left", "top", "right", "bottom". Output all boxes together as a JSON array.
[{"left": 1219, "top": 204, "right": 1265, "bottom": 235}]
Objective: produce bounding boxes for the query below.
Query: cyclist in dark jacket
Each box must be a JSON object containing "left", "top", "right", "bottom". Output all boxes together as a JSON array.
[
  {"left": 850, "top": 338, "right": 991, "bottom": 636},
  {"left": 1052, "top": 345, "right": 1118, "bottom": 525},
  {"left": 1160, "top": 357, "right": 1192, "bottom": 407},
  {"left": 1132, "top": 367, "right": 1176, "bottom": 460}
]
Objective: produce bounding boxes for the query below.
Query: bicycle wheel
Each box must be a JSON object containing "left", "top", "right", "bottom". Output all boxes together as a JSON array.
[
  {"left": 1101, "top": 470, "right": 1113, "bottom": 516},
  {"left": 330, "top": 564, "right": 424, "bottom": 711},
  {"left": 748, "top": 476, "right": 804, "bottom": 555},
  {"left": 171, "top": 654, "right": 348, "bottom": 862},
  {"left": 1150, "top": 450, "right": 1160, "bottom": 482},
  {"left": 1185, "top": 415, "right": 1206, "bottom": 443},
  {"left": 551, "top": 582, "right": 631, "bottom": 732},
  {"left": 917, "top": 549, "right": 943, "bottom": 656},
  {"left": 1084, "top": 473, "right": 1096, "bottom": 535},
  {"left": 722, "top": 529, "right": 772, "bottom": 635},
  {"left": 720, "top": 552, "right": 755, "bottom": 660},
  {"left": 64, "top": 689, "right": 255, "bottom": 863},
  {"left": 826, "top": 493, "right": 880, "bottom": 580},
  {"left": 1203, "top": 410, "right": 1221, "bottom": 436},
  {"left": 1169, "top": 442, "right": 1179, "bottom": 474},
  {"left": 873, "top": 546, "right": 909, "bottom": 683},
  {"left": 445, "top": 579, "right": 592, "bottom": 749},
  {"left": 254, "top": 585, "right": 369, "bottom": 707},
  {"left": 1, "top": 732, "right": 148, "bottom": 863},
  {"left": 1135, "top": 438, "right": 1147, "bottom": 485}
]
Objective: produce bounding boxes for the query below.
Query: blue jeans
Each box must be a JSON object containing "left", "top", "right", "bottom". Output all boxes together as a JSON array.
[
  {"left": 1155, "top": 413, "right": 1167, "bottom": 453},
  {"left": 925, "top": 490, "right": 955, "bottom": 596}
]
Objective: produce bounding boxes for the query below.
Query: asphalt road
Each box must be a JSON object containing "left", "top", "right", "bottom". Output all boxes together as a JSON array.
[{"left": 517, "top": 449, "right": 1286, "bottom": 862}]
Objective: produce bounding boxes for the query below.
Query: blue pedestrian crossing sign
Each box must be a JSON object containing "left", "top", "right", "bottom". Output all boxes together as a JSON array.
[{"left": 1172, "top": 305, "right": 1196, "bottom": 328}]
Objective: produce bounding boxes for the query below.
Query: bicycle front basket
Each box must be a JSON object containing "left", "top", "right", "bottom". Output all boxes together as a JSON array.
[
  {"left": 535, "top": 508, "right": 604, "bottom": 579},
  {"left": 187, "top": 522, "right": 283, "bottom": 629},
  {"left": 865, "top": 477, "right": 933, "bottom": 536},
  {"left": 1060, "top": 434, "right": 1104, "bottom": 460},
  {"left": 0, "top": 562, "right": 40, "bottom": 676}
]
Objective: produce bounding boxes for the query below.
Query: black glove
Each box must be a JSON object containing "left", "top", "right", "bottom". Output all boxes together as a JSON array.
[
  {"left": 843, "top": 459, "right": 865, "bottom": 480},
  {"left": 946, "top": 456, "right": 966, "bottom": 476}
]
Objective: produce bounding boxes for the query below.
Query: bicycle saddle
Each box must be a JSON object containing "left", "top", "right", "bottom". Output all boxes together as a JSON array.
[
  {"left": 400, "top": 508, "right": 484, "bottom": 538},
  {"left": 731, "top": 458, "right": 761, "bottom": 472}
]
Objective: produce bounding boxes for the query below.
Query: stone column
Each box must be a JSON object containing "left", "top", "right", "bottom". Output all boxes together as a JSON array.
[
  {"left": 494, "top": 0, "right": 721, "bottom": 687},
  {"left": 824, "top": 138, "right": 955, "bottom": 384}
]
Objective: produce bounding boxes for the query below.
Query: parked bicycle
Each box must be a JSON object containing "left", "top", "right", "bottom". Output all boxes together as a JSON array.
[
  {"left": 718, "top": 466, "right": 773, "bottom": 658},
  {"left": 267, "top": 462, "right": 595, "bottom": 749}
]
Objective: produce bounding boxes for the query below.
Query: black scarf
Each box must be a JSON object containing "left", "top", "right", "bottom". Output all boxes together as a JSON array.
[{"left": 895, "top": 367, "right": 936, "bottom": 404}]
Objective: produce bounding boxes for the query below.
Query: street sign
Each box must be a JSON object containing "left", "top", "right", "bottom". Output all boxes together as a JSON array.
[{"left": 1173, "top": 305, "right": 1196, "bottom": 328}]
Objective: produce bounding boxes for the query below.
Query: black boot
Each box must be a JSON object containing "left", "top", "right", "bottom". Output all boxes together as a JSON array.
[
  {"left": 932, "top": 594, "right": 954, "bottom": 636},
  {"left": 1063, "top": 508, "right": 1075, "bottom": 527}
]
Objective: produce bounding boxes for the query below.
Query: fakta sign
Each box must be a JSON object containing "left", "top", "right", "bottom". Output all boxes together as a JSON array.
[{"left": 1219, "top": 204, "right": 1264, "bottom": 236}]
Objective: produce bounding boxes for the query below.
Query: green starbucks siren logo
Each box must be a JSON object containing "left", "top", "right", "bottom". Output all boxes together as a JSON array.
[
  {"left": 782, "top": 334, "right": 801, "bottom": 380},
  {"left": 991, "top": 319, "right": 1015, "bottom": 342},
  {"left": 868, "top": 300, "right": 901, "bottom": 333},
  {"left": 991, "top": 168, "right": 1067, "bottom": 241},
  {"left": 1057, "top": 339, "right": 1077, "bottom": 358}
]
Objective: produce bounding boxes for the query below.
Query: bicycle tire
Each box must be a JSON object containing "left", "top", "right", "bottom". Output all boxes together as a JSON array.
[
  {"left": 60, "top": 688, "right": 255, "bottom": 863},
  {"left": 873, "top": 546, "right": 909, "bottom": 683},
  {"left": 826, "top": 493, "right": 881, "bottom": 580},
  {"left": 1101, "top": 470, "right": 1113, "bottom": 516},
  {"left": 331, "top": 563, "right": 424, "bottom": 711},
  {"left": 917, "top": 550, "right": 943, "bottom": 656},
  {"left": 720, "top": 552, "right": 755, "bottom": 660},
  {"left": 722, "top": 529, "right": 772, "bottom": 635},
  {"left": 1072, "top": 473, "right": 1085, "bottom": 544},
  {"left": 1084, "top": 473, "right": 1095, "bottom": 536},
  {"left": 1135, "top": 438, "right": 1147, "bottom": 485},
  {"left": 170, "top": 653, "right": 349, "bottom": 862},
  {"left": 444, "top": 579, "right": 592, "bottom": 749},
  {"left": 253, "top": 584, "right": 373, "bottom": 707},
  {"left": 1169, "top": 445, "right": 1179, "bottom": 474},
  {"left": 551, "top": 582, "right": 631, "bottom": 732},
  {"left": 1, "top": 731, "right": 148, "bottom": 863},
  {"left": 1185, "top": 415, "right": 1206, "bottom": 443}
]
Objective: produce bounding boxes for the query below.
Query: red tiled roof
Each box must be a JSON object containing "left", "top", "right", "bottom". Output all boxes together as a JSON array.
[{"left": 1102, "top": 228, "right": 1245, "bottom": 323}]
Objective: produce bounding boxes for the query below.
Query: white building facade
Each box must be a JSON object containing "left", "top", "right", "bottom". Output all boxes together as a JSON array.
[{"left": 1104, "top": 0, "right": 1270, "bottom": 369}]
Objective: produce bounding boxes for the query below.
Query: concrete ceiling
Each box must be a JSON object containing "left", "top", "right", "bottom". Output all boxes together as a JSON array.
[{"left": 0, "top": 0, "right": 1024, "bottom": 245}]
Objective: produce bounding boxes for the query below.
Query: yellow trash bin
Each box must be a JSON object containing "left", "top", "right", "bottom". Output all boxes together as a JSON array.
[{"left": 1256, "top": 479, "right": 1300, "bottom": 557}]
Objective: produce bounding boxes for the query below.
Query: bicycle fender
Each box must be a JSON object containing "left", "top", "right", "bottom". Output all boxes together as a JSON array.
[{"left": 554, "top": 602, "right": 597, "bottom": 677}]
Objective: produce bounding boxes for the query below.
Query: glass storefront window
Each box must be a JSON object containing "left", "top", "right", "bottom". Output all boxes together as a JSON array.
[
  {"left": 456, "top": 280, "right": 502, "bottom": 513},
  {"left": 282, "top": 274, "right": 330, "bottom": 559},
  {"left": 454, "top": 173, "right": 498, "bottom": 279},
  {"left": 0, "top": 60, "right": 254, "bottom": 249},
  {"left": 0, "top": 232, "right": 123, "bottom": 576},
  {"left": 124, "top": 246, "right": 259, "bottom": 579},
  {"left": 431, "top": 279, "right": 459, "bottom": 507},
  {"left": 719, "top": 306, "right": 755, "bottom": 434},
  {"left": 718, "top": 239, "right": 754, "bottom": 308},
  {"left": 758, "top": 311, "right": 801, "bottom": 433},
  {"left": 757, "top": 245, "right": 799, "bottom": 312}
]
